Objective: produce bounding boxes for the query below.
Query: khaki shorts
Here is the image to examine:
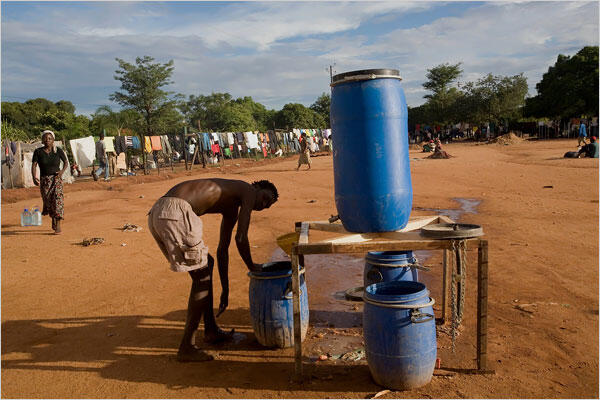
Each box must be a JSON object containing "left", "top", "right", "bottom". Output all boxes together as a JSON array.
[{"left": 148, "top": 197, "right": 209, "bottom": 272}]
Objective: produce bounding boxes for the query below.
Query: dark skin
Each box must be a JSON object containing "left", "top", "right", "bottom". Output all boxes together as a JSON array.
[
  {"left": 31, "top": 133, "right": 68, "bottom": 234},
  {"left": 162, "top": 178, "right": 277, "bottom": 361}
]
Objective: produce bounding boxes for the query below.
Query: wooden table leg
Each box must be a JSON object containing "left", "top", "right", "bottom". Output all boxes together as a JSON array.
[
  {"left": 291, "top": 247, "right": 303, "bottom": 380},
  {"left": 442, "top": 249, "right": 451, "bottom": 324},
  {"left": 477, "top": 240, "right": 489, "bottom": 371}
]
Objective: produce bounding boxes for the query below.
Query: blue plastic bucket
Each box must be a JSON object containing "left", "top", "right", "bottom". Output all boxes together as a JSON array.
[
  {"left": 248, "top": 261, "right": 309, "bottom": 348},
  {"left": 363, "top": 281, "right": 436, "bottom": 390},
  {"left": 330, "top": 69, "right": 412, "bottom": 232},
  {"left": 364, "top": 251, "right": 418, "bottom": 287}
]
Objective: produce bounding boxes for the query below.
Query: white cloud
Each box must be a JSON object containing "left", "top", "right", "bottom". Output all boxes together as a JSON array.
[{"left": 1, "top": 1, "right": 598, "bottom": 114}]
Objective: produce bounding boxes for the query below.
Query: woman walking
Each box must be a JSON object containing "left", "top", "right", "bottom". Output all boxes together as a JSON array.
[
  {"left": 31, "top": 130, "right": 68, "bottom": 234},
  {"left": 296, "top": 132, "right": 311, "bottom": 171}
]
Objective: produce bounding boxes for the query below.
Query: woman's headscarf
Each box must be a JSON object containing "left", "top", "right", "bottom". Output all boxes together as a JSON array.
[{"left": 42, "top": 130, "right": 57, "bottom": 153}]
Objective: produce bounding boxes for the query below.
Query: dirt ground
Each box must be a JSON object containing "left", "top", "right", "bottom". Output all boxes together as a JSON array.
[{"left": 1, "top": 139, "right": 598, "bottom": 398}]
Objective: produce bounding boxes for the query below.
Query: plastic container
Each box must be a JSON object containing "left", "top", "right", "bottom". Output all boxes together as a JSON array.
[
  {"left": 330, "top": 68, "right": 412, "bottom": 232},
  {"left": 20, "top": 209, "right": 31, "bottom": 227},
  {"left": 363, "top": 281, "right": 436, "bottom": 390},
  {"left": 31, "top": 206, "right": 42, "bottom": 226},
  {"left": 364, "top": 251, "right": 418, "bottom": 287},
  {"left": 248, "top": 261, "right": 309, "bottom": 348}
]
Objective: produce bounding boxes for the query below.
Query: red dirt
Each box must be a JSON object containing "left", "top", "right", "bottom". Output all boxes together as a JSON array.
[{"left": 2, "top": 140, "right": 598, "bottom": 398}]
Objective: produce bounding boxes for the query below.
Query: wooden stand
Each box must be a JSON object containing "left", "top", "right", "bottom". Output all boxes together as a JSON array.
[{"left": 290, "top": 215, "right": 491, "bottom": 380}]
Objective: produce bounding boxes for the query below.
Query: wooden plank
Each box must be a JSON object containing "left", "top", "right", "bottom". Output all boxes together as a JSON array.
[
  {"left": 305, "top": 215, "right": 441, "bottom": 235},
  {"left": 306, "top": 221, "right": 349, "bottom": 234},
  {"left": 477, "top": 240, "right": 489, "bottom": 371},
  {"left": 296, "top": 238, "right": 481, "bottom": 254},
  {"left": 291, "top": 246, "right": 303, "bottom": 380},
  {"left": 298, "top": 222, "right": 309, "bottom": 244},
  {"left": 437, "top": 215, "right": 456, "bottom": 224}
]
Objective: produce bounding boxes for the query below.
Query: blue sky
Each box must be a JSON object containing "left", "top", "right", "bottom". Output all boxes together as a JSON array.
[{"left": 1, "top": 1, "right": 598, "bottom": 116}]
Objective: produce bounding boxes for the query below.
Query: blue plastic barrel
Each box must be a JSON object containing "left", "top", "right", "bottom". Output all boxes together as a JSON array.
[
  {"left": 364, "top": 251, "right": 418, "bottom": 287},
  {"left": 248, "top": 261, "right": 309, "bottom": 348},
  {"left": 363, "top": 281, "right": 436, "bottom": 390},
  {"left": 330, "top": 69, "right": 412, "bottom": 233}
]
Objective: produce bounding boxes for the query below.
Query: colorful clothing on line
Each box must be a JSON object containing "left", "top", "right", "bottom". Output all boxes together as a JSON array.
[{"left": 150, "top": 136, "right": 163, "bottom": 151}]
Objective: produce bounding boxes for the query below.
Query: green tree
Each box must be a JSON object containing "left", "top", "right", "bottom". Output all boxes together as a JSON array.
[
  {"left": 90, "top": 106, "right": 142, "bottom": 136},
  {"left": 310, "top": 93, "right": 331, "bottom": 128},
  {"left": 524, "top": 46, "right": 599, "bottom": 118},
  {"left": 422, "top": 63, "right": 463, "bottom": 125},
  {"left": 274, "top": 103, "right": 325, "bottom": 129},
  {"left": 462, "top": 73, "right": 528, "bottom": 125},
  {"left": 110, "top": 56, "right": 180, "bottom": 137},
  {"left": 0, "top": 120, "right": 29, "bottom": 141}
]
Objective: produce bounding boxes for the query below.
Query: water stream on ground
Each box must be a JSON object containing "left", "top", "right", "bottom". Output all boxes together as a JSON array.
[{"left": 268, "top": 198, "right": 481, "bottom": 357}]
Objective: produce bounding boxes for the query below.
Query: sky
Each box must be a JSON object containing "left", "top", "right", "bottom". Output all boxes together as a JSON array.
[{"left": 1, "top": 1, "right": 598, "bottom": 116}]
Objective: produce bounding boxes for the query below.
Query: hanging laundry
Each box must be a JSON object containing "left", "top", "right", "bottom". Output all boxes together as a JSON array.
[
  {"left": 227, "top": 132, "right": 235, "bottom": 144},
  {"left": 150, "top": 136, "right": 162, "bottom": 151},
  {"left": 69, "top": 136, "right": 96, "bottom": 168},
  {"left": 160, "top": 135, "right": 172, "bottom": 154},
  {"left": 211, "top": 143, "right": 220, "bottom": 154},
  {"left": 244, "top": 132, "right": 260, "bottom": 149},
  {"left": 114, "top": 136, "right": 127, "bottom": 155},
  {"left": 144, "top": 136, "right": 152, "bottom": 153},
  {"left": 104, "top": 136, "right": 116, "bottom": 153},
  {"left": 116, "top": 152, "right": 127, "bottom": 170},
  {"left": 131, "top": 136, "right": 142, "bottom": 150},
  {"left": 125, "top": 136, "right": 133, "bottom": 148}
]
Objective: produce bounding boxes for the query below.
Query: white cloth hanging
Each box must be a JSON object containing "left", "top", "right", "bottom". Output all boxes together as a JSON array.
[{"left": 69, "top": 136, "right": 96, "bottom": 168}]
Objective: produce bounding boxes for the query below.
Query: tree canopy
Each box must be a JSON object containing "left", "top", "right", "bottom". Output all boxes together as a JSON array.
[
  {"left": 524, "top": 46, "right": 599, "bottom": 119},
  {"left": 110, "top": 56, "right": 182, "bottom": 136}
]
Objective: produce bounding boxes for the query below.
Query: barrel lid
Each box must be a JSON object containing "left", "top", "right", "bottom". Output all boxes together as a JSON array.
[{"left": 331, "top": 68, "right": 402, "bottom": 86}]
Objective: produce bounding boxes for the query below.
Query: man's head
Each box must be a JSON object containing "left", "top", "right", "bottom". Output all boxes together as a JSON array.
[
  {"left": 99, "top": 132, "right": 105, "bottom": 140},
  {"left": 252, "top": 180, "right": 279, "bottom": 211}
]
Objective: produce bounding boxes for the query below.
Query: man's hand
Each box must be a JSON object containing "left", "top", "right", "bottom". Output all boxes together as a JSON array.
[
  {"left": 216, "top": 289, "right": 229, "bottom": 317},
  {"left": 250, "top": 263, "right": 263, "bottom": 272}
]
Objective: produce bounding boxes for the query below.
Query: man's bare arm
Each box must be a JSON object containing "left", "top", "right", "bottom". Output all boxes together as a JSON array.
[
  {"left": 235, "top": 199, "right": 261, "bottom": 271},
  {"left": 216, "top": 210, "right": 237, "bottom": 316}
]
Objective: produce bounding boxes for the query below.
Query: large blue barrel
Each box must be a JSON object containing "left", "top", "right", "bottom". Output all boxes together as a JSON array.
[
  {"left": 330, "top": 69, "right": 412, "bottom": 233},
  {"left": 248, "top": 261, "right": 309, "bottom": 348},
  {"left": 364, "top": 251, "right": 418, "bottom": 287},
  {"left": 363, "top": 281, "right": 436, "bottom": 390}
]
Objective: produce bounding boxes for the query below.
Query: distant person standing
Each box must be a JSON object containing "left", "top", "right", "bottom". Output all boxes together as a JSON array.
[
  {"left": 578, "top": 121, "right": 588, "bottom": 146},
  {"left": 93, "top": 132, "right": 110, "bottom": 182},
  {"left": 296, "top": 132, "right": 311, "bottom": 171},
  {"left": 31, "top": 130, "right": 68, "bottom": 234}
]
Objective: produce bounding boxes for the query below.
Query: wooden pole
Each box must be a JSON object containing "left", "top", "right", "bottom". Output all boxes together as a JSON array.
[
  {"left": 292, "top": 221, "right": 309, "bottom": 381},
  {"left": 477, "top": 239, "right": 489, "bottom": 371},
  {"left": 141, "top": 134, "right": 148, "bottom": 175},
  {"left": 183, "top": 126, "right": 189, "bottom": 171},
  {"left": 442, "top": 248, "right": 451, "bottom": 324}
]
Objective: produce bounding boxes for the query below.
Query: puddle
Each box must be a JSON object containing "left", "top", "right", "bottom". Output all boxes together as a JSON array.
[{"left": 413, "top": 197, "right": 481, "bottom": 222}]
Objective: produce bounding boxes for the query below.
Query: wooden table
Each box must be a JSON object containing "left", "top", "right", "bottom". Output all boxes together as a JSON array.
[{"left": 290, "top": 215, "right": 491, "bottom": 380}]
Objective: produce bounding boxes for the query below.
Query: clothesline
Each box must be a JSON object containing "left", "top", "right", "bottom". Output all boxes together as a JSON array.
[{"left": 67, "top": 128, "right": 332, "bottom": 169}]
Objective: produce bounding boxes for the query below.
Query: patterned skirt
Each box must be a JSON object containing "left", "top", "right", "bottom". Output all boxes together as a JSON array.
[{"left": 40, "top": 174, "right": 64, "bottom": 220}]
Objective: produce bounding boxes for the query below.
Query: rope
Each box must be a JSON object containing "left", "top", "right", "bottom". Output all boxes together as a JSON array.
[{"left": 363, "top": 296, "right": 435, "bottom": 309}]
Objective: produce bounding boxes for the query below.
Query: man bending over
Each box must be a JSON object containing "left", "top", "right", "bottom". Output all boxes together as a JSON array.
[{"left": 148, "top": 178, "right": 279, "bottom": 362}]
